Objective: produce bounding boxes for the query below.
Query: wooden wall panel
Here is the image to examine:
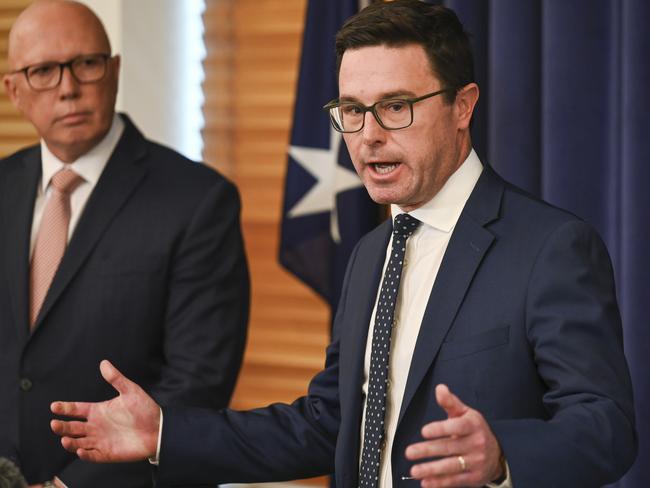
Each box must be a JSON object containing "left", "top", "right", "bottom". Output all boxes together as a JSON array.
[
  {"left": 0, "top": 1, "right": 39, "bottom": 158},
  {"left": 203, "top": 1, "right": 330, "bottom": 485}
]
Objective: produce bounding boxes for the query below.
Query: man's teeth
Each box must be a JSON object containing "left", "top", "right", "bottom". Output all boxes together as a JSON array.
[{"left": 374, "top": 163, "right": 398, "bottom": 174}]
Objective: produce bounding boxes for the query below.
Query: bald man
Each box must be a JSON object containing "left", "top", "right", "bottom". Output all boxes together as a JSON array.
[{"left": 0, "top": 1, "right": 249, "bottom": 486}]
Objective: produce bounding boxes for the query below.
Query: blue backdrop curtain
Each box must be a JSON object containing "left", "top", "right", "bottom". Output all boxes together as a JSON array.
[{"left": 430, "top": 0, "right": 649, "bottom": 485}]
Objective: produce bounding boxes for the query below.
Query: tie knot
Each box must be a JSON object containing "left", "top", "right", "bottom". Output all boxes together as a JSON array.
[
  {"left": 393, "top": 213, "right": 420, "bottom": 238},
  {"left": 51, "top": 168, "right": 84, "bottom": 194}
]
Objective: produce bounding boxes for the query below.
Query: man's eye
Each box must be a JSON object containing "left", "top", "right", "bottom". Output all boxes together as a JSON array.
[
  {"left": 78, "top": 57, "right": 101, "bottom": 67},
  {"left": 383, "top": 101, "right": 407, "bottom": 113},
  {"left": 341, "top": 104, "right": 363, "bottom": 116},
  {"left": 29, "top": 65, "right": 55, "bottom": 77}
]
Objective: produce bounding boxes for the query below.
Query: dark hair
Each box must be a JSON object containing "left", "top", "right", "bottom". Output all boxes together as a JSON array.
[{"left": 335, "top": 0, "right": 474, "bottom": 103}]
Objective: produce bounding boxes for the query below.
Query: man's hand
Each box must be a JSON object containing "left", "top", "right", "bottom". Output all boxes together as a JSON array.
[
  {"left": 50, "top": 360, "right": 161, "bottom": 463},
  {"left": 405, "top": 384, "right": 504, "bottom": 487}
]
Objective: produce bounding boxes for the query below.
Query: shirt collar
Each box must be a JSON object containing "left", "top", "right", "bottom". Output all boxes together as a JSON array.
[
  {"left": 40, "top": 114, "right": 125, "bottom": 193},
  {"left": 391, "top": 148, "right": 483, "bottom": 233}
]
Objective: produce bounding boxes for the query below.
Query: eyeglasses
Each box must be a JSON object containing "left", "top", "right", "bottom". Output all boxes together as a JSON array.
[
  {"left": 10, "top": 53, "right": 112, "bottom": 91},
  {"left": 323, "top": 89, "right": 452, "bottom": 133}
]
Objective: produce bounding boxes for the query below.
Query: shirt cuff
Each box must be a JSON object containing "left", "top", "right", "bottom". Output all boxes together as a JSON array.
[
  {"left": 485, "top": 459, "right": 512, "bottom": 488},
  {"left": 148, "top": 407, "right": 163, "bottom": 466},
  {"left": 51, "top": 476, "right": 68, "bottom": 488}
]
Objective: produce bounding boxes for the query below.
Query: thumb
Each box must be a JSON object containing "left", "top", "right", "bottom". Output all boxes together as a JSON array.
[
  {"left": 436, "top": 384, "right": 469, "bottom": 418},
  {"left": 100, "top": 359, "right": 133, "bottom": 396}
]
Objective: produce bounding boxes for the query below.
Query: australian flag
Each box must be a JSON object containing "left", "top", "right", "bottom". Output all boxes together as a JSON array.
[{"left": 279, "top": 0, "right": 381, "bottom": 314}]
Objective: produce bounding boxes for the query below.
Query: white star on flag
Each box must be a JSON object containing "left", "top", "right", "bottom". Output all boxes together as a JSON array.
[{"left": 287, "top": 127, "right": 363, "bottom": 243}]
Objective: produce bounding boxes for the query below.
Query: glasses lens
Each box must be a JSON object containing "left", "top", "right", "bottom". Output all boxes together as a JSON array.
[
  {"left": 72, "top": 55, "right": 107, "bottom": 82},
  {"left": 26, "top": 63, "right": 60, "bottom": 90},
  {"left": 328, "top": 107, "right": 345, "bottom": 132},
  {"left": 330, "top": 103, "right": 364, "bottom": 133},
  {"left": 376, "top": 99, "right": 412, "bottom": 130}
]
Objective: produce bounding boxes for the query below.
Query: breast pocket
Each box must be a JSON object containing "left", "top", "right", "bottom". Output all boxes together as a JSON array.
[{"left": 438, "top": 325, "right": 510, "bottom": 361}]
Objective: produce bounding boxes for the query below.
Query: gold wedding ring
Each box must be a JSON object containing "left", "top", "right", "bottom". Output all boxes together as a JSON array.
[{"left": 457, "top": 455, "right": 468, "bottom": 472}]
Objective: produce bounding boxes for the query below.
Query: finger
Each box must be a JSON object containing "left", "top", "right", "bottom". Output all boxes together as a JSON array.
[
  {"left": 410, "top": 455, "right": 472, "bottom": 480},
  {"left": 100, "top": 359, "right": 134, "bottom": 395},
  {"left": 405, "top": 435, "right": 473, "bottom": 460},
  {"left": 60, "top": 436, "right": 79, "bottom": 453},
  {"left": 51, "top": 401, "right": 91, "bottom": 419},
  {"left": 419, "top": 416, "right": 474, "bottom": 440},
  {"left": 76, "top": 448, "right": 105, "bottom": 463},
  {"left": 61, "top": 435, "right": 98, "bottom": 452},
  {"left": 435, "top": 384, "right": 469, "bottom": 418},
  {"left": 51, "top": 419, "right": 89, "bottom": 437},
  {"left": 420, "top": 472, "right": 475, "bottom": 488}
]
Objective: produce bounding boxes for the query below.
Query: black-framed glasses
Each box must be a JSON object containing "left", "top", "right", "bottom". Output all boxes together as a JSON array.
[
  {"left": 323, "top": 88, "right": 452, "bottom": 133},
  {"left": 10, "top": 53, "right": 112, "bottom": 91}
]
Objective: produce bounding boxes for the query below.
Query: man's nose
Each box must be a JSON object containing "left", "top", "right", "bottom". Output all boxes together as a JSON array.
[
  {"left": 362, "top": 111, "right": 387, "bottom": 146},
  {"left": 58, "top": 65, "right": 81, "bottom": 99}
]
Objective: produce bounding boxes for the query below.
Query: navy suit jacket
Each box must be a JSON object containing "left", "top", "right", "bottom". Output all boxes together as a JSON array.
[
  {"left": 0, "top": 114, "right": 249, "bottom": 486},
  {"left": 156, "top": 165, "right": 635, "bottom": 487}
]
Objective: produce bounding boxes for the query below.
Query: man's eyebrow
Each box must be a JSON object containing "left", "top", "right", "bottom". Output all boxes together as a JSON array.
[{"left": 338, "top": 91, "right": 418, "bottom": 104}]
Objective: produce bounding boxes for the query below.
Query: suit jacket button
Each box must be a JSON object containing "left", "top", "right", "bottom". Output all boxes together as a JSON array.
[{"left": 19, "top": 378, "right": 32, "bottom": 391}]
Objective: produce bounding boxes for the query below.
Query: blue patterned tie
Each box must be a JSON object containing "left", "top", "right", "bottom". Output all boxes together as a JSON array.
[{"left": 359, "top": 213, "right": 421, "bottom": 488}]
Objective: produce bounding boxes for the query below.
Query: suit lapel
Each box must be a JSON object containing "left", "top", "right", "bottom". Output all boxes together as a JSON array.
[
  {"left": 337, "top": 221, "right": 391, "bottom": 485},
  {"left": 33, "top": 116, "right": 148, "bottom": 329},
  {"left": 3, "top": 147, "right": 41, "bottom": 340},
  {"left": 397, "top": 167, "right": 504, "bottom": 424},
  {"left": 340, "top": 221, "right": 392, "bottom": 389}
]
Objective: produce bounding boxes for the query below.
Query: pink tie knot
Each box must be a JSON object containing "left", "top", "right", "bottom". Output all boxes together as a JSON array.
[{"left": 51, "top": 168, "right": 84, "bottom": 194}]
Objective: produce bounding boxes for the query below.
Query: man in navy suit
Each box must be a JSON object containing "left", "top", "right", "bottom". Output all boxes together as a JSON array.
[
  {"left": 51, "top": 1, "right": 636, "bottom": 487},
  {"left": 0, "top": 1, "right": 249, "bottom": 487}
]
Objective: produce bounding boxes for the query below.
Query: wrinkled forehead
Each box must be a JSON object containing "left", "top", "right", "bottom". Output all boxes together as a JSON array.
[{"left": 8, "top": 1, "right": 110, "bottom": 68}]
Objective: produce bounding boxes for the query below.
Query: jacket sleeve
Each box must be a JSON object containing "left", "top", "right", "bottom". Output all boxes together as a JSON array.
[
  {"left": 490, "top": 220, "right": 637, "bottom": 486},
  {"left": 148, "top": 177, "right": 249, "bottom": 409}
]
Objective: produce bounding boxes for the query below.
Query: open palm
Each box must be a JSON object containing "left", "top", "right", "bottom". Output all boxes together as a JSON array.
[{"left": 50, "top": 360, "right": 160, "bottom": 463}]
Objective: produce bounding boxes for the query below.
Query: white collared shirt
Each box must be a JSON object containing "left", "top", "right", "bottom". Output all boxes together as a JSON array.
[
  {"left": 360, "top": 149, "right": 485, "bottom": 487},
  {"left": 29, "top": 114, "right": 125, "bottom": 257}
]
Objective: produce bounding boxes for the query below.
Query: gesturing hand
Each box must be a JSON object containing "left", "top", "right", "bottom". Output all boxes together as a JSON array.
[
  {"left": 405, "top": 384, "right": 505, "bottom": 487},
  {"left": 50, "top": 360, "right": 161, "bottom": 463}
]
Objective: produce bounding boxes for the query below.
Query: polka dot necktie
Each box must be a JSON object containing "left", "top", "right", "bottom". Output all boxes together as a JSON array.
[
  {"left": 359, "top": 213, "right": 421, "bottom": 488},
  {"left": 30, "top": 168, "right": 84, "bottom": 327}
]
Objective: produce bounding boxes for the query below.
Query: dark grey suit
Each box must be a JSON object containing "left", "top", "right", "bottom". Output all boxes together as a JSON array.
[{"left": 0, "top": 114, "right": 249, "bottom": 486}]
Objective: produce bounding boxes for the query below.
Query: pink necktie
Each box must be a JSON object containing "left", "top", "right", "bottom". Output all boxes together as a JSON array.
[{"left": 30, "top": 168, "right": 84, "bottom": 327}]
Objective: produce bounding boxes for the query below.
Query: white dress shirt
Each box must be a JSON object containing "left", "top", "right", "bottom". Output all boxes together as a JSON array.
[
  {"left": 359, "top": 149, "right": 511, "bottom": 487},
  {"left": 29, "top": 114, "right": 125, "bottom": 257}
]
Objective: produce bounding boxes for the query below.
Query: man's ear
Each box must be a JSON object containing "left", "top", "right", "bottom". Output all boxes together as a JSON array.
[
  {"left": 3, "top": 74, "right": 22, "bottom": 112},
  {"left": 109, "top": 54, "right": 121, "bottom": 94},
  {"left": 454, "top": 82, "right": 479, "bottom": 130},
  {"left": 111, "top": 54, "right": 121, "bottom": 77}
]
